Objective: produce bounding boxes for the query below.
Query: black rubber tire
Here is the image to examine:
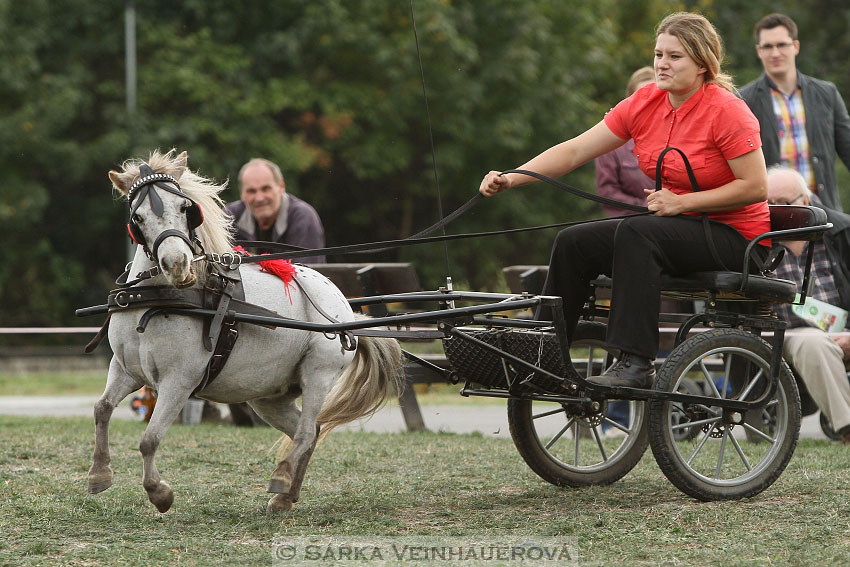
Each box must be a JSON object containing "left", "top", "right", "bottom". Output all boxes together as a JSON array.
[
  {"left": 819, "top": 412, "right": 842, "bottom": 441},
  {"left": 648, "top": 328, "right": 801, "bottom": 501},
  {"left": 508, "top": 321, "right": 649, "bottom": 487}
]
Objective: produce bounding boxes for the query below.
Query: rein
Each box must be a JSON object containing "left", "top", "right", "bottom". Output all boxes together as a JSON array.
[
  {"left": 232, "top": 170, "right": 653, "bottom": 263},
  {"left": 119, "top": 150, "right": 718, "bottom": 283}
]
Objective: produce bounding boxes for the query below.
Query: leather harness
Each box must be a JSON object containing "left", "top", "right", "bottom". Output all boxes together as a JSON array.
[{"left": 88, "top": 261, "right": 281, "bottom": 396}]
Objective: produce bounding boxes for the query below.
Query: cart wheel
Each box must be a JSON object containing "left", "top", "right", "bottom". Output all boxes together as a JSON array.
[
  {"left": 508, "top": 321, "right": 649, "bottom": 486},
  {"left": 648, "top": 328, "right": 801, "bottom": 501},
  {"left": 819, "top": 412, "right": 842, "bottom": 442}
]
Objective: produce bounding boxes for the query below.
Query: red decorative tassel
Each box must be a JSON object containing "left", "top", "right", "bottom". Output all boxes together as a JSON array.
[{"left": 233, "top": 246, "right": 296, "bottom": 302}]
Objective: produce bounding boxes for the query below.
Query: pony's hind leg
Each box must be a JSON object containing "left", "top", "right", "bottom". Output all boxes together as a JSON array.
[
  {"left": 250, "top": 393, "right": 325, "bottom": 513},
  {"left": 89, "top": 357, "right": 143, "bottom": 494}
]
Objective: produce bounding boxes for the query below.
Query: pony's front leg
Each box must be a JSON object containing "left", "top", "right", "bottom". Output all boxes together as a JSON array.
[
  {"left": 89, "top": 357, "right": 143, "bottom": 494},
  {"left": 138, "top": 381, "right": 194, "bottom": 513}
]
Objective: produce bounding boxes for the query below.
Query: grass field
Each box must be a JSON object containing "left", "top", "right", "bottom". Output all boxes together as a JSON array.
[
  {"left": 2, "top": 416, "right": 850, "bottom": 566},
  {"left": 0, "top": 369, "right": 501, "bottom": 407}
]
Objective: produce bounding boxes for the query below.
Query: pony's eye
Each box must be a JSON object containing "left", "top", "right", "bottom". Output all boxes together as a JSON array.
[{"left": 132, "top": 214, "right": 144, "bottom": 224}]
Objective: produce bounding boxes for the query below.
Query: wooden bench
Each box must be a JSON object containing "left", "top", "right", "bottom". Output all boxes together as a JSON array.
[
  {"left": 305, "top": 263, "right": 451, "bottom": 432},
  {"left": 502, "top": 265, "right": 549, "bottom": 296}
]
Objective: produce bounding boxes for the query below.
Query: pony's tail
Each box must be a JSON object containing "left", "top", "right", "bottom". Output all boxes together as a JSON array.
[
  {"left": 315, "top": 335, "right": 403, "bottom": 443},
  {"left": 274, "top": 333, "right": 403, "bottom": 461}
]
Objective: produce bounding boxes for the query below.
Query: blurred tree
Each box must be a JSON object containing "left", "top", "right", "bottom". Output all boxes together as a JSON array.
[{"left": 2, "top": 0, "right": 850, "bottom": 326}]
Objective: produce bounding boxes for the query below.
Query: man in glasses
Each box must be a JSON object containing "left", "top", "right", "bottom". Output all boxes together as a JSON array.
[
  {"left": 740, "top": 13, "right": 850, "bottom": 212},
  {"left": 768, "top": 166, "right": 850, "bottom": 443}
]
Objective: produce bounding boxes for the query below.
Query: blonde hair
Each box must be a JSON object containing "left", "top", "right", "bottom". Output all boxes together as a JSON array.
[
  {"left": 656, "top": 12, "right": 735, "bottom": 92},
  {"left": 626, "top": 66, "right": 655, "bottom": 97}
]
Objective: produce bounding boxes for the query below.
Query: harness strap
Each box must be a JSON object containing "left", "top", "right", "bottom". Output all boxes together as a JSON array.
[
  {"left": 654, "top": 147, "right": 730, "bottom": 272},
  {"left": 292, "top": 278, "right": 357, "bottom": 352},
  {"left": 151, "top": 229, "right": 196, "bottom": 262},
  {"left": 206, "top": 279, "right": 236, "bottom": 352},
  {"left": 84, "top": 313, "right": 111, "bottom": 353},
  {"left": 108, "top": 286, "right": 205, "bottom": 311}
]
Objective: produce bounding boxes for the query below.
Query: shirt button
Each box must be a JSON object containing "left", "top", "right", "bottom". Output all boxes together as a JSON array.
[{"left": 813, "top": 157, "right": 820, "bottom": 163}]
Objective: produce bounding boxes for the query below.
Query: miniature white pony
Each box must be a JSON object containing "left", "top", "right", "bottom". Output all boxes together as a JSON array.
[{"left": 88, "top": 149, "right": 402, "bottom": 513}]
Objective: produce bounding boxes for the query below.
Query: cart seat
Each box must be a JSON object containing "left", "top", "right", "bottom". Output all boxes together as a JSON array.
[{"left": 596, "top": 205, "right": 831, "bottom": 304}]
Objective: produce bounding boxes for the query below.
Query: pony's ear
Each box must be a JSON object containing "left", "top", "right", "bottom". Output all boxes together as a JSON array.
[
  {"left": 109, "top": 170, "right": 134, "bottom": 196},
  {"left": 174, "top": 151, "right": 188, "bottom": 180}
]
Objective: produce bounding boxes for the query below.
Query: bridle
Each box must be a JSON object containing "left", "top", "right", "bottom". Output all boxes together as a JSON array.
[{"left": 127, "top": 163, "right": 204, "bottom": 261}]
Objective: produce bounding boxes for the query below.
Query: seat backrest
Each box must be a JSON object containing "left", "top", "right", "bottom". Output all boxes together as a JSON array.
[{"left": 769, "top": 205, "right": 829, "bottom": 241}]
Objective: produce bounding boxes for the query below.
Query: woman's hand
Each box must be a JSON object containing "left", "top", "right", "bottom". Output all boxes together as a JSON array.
[
  {"left": 479, "top": 171, "right": 511, "bottom": 197},
  {"left": 645, "top": 187, "right": 685, "bottom": 216}
]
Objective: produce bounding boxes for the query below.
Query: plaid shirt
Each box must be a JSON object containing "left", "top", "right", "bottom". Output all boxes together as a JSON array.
[
  {"left": 770, "top": 85, "right": 816, "bottom": 191},
  {"left": 774, "top": 241, "right": 841, "bottom": 327}
]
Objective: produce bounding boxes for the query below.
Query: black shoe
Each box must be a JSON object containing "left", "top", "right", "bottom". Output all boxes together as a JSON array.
[{"left": 588, "top": 352, "right": 655, "bottom": 389}]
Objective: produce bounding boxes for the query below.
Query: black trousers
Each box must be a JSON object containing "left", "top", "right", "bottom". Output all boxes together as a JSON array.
[{"left": 539, "top": 215, "right": 767, "bottom": 359}]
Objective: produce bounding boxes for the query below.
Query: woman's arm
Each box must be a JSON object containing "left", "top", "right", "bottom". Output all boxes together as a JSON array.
[
  {"left": 480, "top": 120, "right": 627, "bottom": 196},
  {"left": 645, "top": 148, "right": 768, "bottom": 215}
]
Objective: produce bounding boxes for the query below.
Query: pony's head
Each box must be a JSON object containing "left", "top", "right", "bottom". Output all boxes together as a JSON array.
[{"left": 109, "top": 149, "right": 234, "bottom": 288}]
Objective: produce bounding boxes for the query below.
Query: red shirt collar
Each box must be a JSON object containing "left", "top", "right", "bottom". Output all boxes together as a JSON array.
[{"left": 661, "top": 84, "right": 707, "bottom": 120}]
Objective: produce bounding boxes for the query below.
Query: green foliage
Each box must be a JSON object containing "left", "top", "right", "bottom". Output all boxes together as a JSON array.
[{"left": 2, "top": 0, "right": 850, "bottom": 324}]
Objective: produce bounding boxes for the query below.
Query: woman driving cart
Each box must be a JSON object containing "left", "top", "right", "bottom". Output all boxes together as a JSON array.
[{"left": 479, "top": 12, "right": 771, "bottom": 390}]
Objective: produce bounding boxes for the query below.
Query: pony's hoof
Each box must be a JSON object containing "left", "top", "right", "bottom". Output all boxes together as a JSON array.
[
  {"left": 88, "top": 479, "right": 113, "bottom": 494},
  {"left": 147, "top": 482, "right": 174, "bottom": 513},
  {"left": 267, "top": 494, "right": 293, "bottom": 514},
  {"left": 267, "top": 478, "right": 290, "bottom": 494},
  {"left": 88, "top": 468, "right": 113, "bottom": 494}
]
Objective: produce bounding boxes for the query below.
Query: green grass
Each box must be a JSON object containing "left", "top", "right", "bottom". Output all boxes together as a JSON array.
[
  {"left": 0, "top": 371, "right": 107, "bottom": 396},
  {"left": 1, "top": 416, "right": 850, "bottom": 566},
  {"left": 0, "top": 370, "right": 502, "bottom": 407}
]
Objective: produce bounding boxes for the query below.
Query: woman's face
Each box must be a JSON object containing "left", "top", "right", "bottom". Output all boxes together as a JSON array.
[{"left": 654, "top": 33, "right": 706, "bottom": 98}]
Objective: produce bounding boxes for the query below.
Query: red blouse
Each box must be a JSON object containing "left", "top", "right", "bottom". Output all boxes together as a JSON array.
[{"left": 603, "top": 83, "right": 770, "bottom": 242}]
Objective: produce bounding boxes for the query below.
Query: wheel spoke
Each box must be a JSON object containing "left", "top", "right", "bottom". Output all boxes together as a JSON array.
[
  {"left": 701, "top": 361, "right": 723, "bottom": 398},
  {"left": 573, "top": 422, "right": 580, "bottom": 466},
  {"left": 602, "top": 416, "right": 631, "bottom": 435},
  {"left": 729, "top": 431, "right": 753, "bottom": 472},
  {"left": 591, "top": 426, "right": 609, "bottom": 462},
  {"left": 533, "top": 406, "right": 567, "bottom": 420},
  {"left": 585, "top": 346, "right": 596, "bottom": 378},
  {"left": 715, "top": 429, "right": 730, "bottom": 479},
  {"left": 544, "top": 417, "right": 575, "bottom": 450},
  {"left": 741, "top": 421, "right": 776, "bottom": 444},
  {"left": 737, "top": 368, "right": 765, "bottom": 401},
  {"left": 671, "top": 416, "right": 720, "bottom": 431},
  {"left": 687, "top": 423, "right": 717, "bottom": 466},
  {"left": 721, "top": 355, "right": 732, "bottom": 398}
]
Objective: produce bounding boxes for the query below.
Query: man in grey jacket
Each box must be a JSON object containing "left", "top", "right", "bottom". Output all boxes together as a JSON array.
[
  {"left": 225, "top": 158, "right": 326, "bottom": 263},
  {"left": 740, "top": 13, "right": 850, "bottom": 211}
]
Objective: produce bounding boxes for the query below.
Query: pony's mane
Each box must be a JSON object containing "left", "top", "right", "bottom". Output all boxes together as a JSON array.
[{"left": 117, "top": 149, "right": 234, "bottom": 255}]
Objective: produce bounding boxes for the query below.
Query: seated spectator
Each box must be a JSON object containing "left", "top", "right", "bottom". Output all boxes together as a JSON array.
[
  {"left": 768, "top": 166, "right": 850, "bottom": 443},
  {"left": 225, "top": 158, "right": 326, "bottom": 263}
]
